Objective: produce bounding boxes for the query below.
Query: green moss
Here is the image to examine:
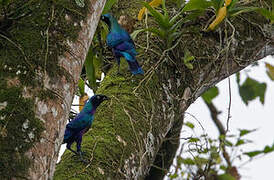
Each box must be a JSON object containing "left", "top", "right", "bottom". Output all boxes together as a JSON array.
[
  {"left": 54, "top": 60, "right": 158, "bottom": 179},
  {"left": 0, "top": 0, "right": 91, "bottom": 178},
  {"left": 0, "top": 80, "right": 44, "bottom": 179}
]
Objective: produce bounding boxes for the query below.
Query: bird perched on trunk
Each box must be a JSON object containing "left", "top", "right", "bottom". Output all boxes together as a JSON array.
[
  {"left": 63, "top": 94, "right": 109, "bottom": 162},
  {"left": 101, "top": 13, "right": 144, "bottom": 75}
]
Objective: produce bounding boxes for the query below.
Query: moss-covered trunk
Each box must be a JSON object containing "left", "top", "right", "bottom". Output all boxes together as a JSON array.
[
  {"left": 0, "top": 0, "right": 105, "bottom": 179},
  {"left": 54, "top": 1, "right": 273, "bottom": 180}
]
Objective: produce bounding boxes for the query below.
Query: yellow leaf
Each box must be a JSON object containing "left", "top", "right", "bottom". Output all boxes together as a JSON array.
[
  {"left": 225, "top": 0, "right": 232, "bottom": 7},
  {"left": 207, "top": 7, "right": 227, "bottom": 31},
  {"left": 138, "top": 0, "right": 162, "bottom": 21},
  {"left": 265, "top": 63, "right": 274, "bottom": 80},
  {"left": 79, "top": 94, "right": 89, "bottom": 112}
]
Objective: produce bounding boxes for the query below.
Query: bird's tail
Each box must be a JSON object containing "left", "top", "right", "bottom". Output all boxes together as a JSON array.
[{"left": 127, "top": 60, "right": 144, "bottom": 75}]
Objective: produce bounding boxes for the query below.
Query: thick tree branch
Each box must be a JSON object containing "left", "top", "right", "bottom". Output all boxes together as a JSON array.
[{"left": 55, "top": 1, "right": 273, "bottom": 179}]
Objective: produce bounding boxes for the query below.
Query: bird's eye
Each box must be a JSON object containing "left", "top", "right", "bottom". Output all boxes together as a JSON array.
[{"left": 97, "top": 96, "right": 100, "bottom": 99}]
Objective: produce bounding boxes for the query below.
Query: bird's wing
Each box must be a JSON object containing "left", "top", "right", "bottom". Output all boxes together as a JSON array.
[
  {"left": 113, "top": 41, "right": 137, "bottom": 62},
  {"left": 115, "top": 41, "right": 136, "bottom": 55},
  {"left": 107, "top": 31, "right": 131, "bottom": 48},
  {"left": 63, "top": 112, "right": 93, "bottom": 142},
  {"left": 66, "top": 112, "right": 93, "bottom": 131}
]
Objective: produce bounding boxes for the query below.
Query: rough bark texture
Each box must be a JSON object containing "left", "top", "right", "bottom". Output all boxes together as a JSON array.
[
  {"left": 54, "top": 0, "right": 274, "bottom": 180},
  {"left": 0, "top": 0, "right": 105, "bottom": 179}
]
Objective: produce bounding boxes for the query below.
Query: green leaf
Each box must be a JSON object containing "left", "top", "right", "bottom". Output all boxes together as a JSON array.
[
  {"left": 202, "top": 86, "right": 219, "bottom": 104},
  {"left": 224, "top": 139, "right": 233, "bottom": 147},
  {"left": 142, "top": 2, "right": 171, "bottom": 30},
  {"left": 210, "top": 0, "right": 223, "bottom": 11},
  {"left": 183, "top": 9, "right": 204, "bottom": 22},
  {"left": 169, "top": 173, "right": 178, "bottom": 179},
  {"left": 185, "top": 63, "right": 194, "bottom": 70},
  {"left": 263, "top": 144, "right": 274, "bottom": 154},
  {"left": 229, "top": 7, "right": 259, "bottom": 17},
  {"left": 183, "top": 49, "right": 195, "bottom": 69},
  {"left": 188, "top": 137, "right": 200, "bottom": 143},
  {"left": 217, "top": 173, "right": 236, "bottom": 180},
  {"left": 78, "top": 77, "right": 85, "bottom": 97},
  {"left": 169, "top": 8, "right": 186, "bottom": 24},
  {"left": 131, "top": 29, "right": 146, "bottom": 40},
  {"left": 236, "top": 72, "right": 240, "bottom": 85},
  {"left": 177, "top": 156, "right": 184, "bottom": 165},
  {"left": 183, "top": 0, "right": 212, "bottom": 11},
  {"left": 265, "top": 63, "right": 274, "bottom": 81},
  {"left": 182, "top": 157, "right": 195, "bottom": 165},
  {"left": 244, "top": 150, "right": 262, "bottom": 158},
  {"left": 235, "top": 139, "right": 245, "bottom": 146},
  {"left": 257, "top": 8, "right": 274, "bottom": 23},
  {"left": 75, "top": 0, "right": 85, "bottom": 7},
  {"left": 102, "top": 0, "right": 118, "bottom": 14},
  {"left": 143, "top": 27, "right": 165, "bottom": 39},
  {"left": 220, "top": 165, "right": 227, "bottom": 171},
  {"left": 194, "top": 157, "right": 209, "bottom": 165},
  {"left": 238, "top": 77, "right": 266, "bottom": 105},
  {"left": 84, "top": 48, "right": 96, "bottom": 88},
  {"left": 185, "top": 121, "right": 195, "bottom": 129},
  {"left": 239, "top": 129, "right": 256, "bottom": 137}
]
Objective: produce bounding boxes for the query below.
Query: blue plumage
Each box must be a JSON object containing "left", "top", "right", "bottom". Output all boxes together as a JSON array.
[
  {"left": 63, "top": 94, "right": 109, "bottom": 161},
  {"left": 101, "top": 14, "right": 144, "bottom": 75}
]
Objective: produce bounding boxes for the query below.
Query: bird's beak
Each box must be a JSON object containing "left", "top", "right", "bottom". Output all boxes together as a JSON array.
[
  {"left": 103, "top": 96, "right": 110, "bottom": 101},
  {"left": 101, "top": 15, "right": 105, "bottom": 21}
]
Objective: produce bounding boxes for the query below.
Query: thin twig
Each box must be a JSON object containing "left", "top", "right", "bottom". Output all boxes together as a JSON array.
[{"left": 0, "top": 34, "right": 34, "bottom": 70}]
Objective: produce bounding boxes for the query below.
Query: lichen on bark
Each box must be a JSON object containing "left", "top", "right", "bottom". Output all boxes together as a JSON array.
[{"left": 0, "top": 0, "right": 93, "bottom": 178}]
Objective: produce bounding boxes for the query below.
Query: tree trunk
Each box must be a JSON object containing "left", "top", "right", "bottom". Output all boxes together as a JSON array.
[
  {"left": 0, "top": 0, "right": 105, "bottom": 179},
  {"left": 54, "top": 0, "right": 274, "bottom": 180}
]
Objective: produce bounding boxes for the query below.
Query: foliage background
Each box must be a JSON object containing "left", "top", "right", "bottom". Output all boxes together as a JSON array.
[{"left": 166, "top": 56, "right": 274, "bottom": 180}]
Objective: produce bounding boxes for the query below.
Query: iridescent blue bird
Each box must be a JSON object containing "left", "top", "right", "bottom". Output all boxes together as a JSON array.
[
  {"left": 63, "top": 94, "right": 109, "bottom": 162},
  {"left": 101, "top": 13, "right": 144, "bottom": 75}
]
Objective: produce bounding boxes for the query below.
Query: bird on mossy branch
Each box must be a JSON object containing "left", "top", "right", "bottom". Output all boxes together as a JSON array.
[
  {"left": 101, "top": 13, "right": 144, "bottom": 75},
  {"left": 63, "top": 94, "right": 109, "bottom": 162}
]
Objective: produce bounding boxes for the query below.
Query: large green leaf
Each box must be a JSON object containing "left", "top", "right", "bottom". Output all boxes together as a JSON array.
[
  {"left": 142, "top": 2, "right": 171, "bottom": 30},
  {"left": 84, "top": 48, "right": 96, "bottom": 88},
  {"left": 202, "top": 86, "right": 219, "bottom": 104},
  {"left": 102, "top": 0, "right": 118, "bottom": 14},
  {"left": 210, "top": 0, "right": 223, "bottom": 11},
  {"left": 183, "top": 0, "right": 212, "bottom": 11},
  {"left": 78, "top": 77, "right": 85, "bottom": 97},
  {"left": 257, "top": 8, "right": 274, "bottom": 23},
  {"left": 238, "top": 77, "right": 266, "bottom": 105},
  {"left": 217, "top": 173, "right": 236, "bottom": 180},
  {"left": 229, "top": 7, "right": 259, "bottom": 17}
]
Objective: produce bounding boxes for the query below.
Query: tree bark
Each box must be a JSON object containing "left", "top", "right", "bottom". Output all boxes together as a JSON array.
[
  {"left": 0, "top": 0, "right": 105, "bottom": 179},
  {"left": 54, "top": 1, "right": 274, "bottom": 180}
]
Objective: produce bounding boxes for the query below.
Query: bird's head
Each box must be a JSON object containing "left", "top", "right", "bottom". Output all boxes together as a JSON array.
[
  {"left": 101, "top": 13, "right": 113, "bottom": 29},
  {"left": 89, "top": 94, "right": 109, "bottom": 108}
]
